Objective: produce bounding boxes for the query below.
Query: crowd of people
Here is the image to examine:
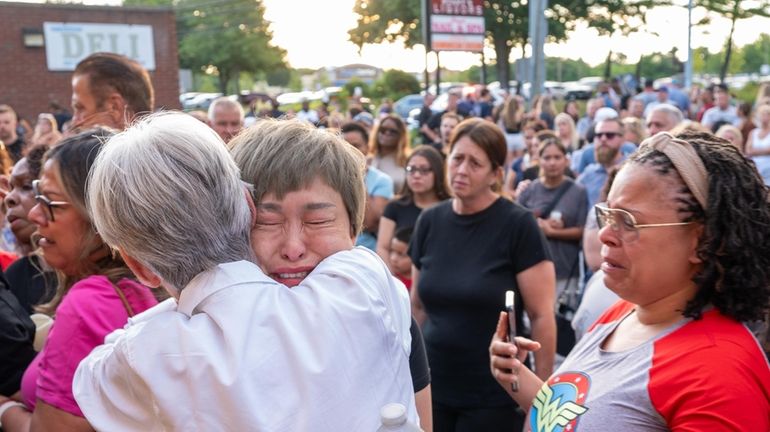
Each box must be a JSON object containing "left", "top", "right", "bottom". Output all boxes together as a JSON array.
[{"left": 0, "top": 50, "right": 768, "bottom": 432}]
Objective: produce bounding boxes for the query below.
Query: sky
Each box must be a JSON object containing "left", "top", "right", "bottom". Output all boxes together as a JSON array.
[
  {"left": 8, "top": 0, "right": 770, "bottom": 73},
  {"left": 261, "top": 0, "right": 770, "bottom": 72}
]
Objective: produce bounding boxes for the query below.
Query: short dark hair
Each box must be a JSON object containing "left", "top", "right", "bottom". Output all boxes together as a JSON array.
[
  {"left": 340, "top": 121, "right": 369, "bottom": 143},
  {"left": 74, "top": 52, "right": 154, "bottom": 117},
  {"left": 394, "top": 226, "right": 413, "bottom": 244}
]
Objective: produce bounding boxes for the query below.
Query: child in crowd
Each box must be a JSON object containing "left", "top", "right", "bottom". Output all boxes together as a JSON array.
[{"left": 389, "top": 227, "right": 413, "bottom": 291}]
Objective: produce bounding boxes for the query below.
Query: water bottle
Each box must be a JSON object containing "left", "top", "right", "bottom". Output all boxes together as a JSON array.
[{"left": 376, "top": 403, "right": 422, "bottom": 432}]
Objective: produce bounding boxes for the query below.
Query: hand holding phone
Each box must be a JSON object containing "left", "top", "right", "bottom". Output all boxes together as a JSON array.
[{"left": 505, "top": 290, "right": 519, "bottom": 392}]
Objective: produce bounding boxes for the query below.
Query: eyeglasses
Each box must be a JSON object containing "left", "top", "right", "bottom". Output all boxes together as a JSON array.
[
  {"left": 33, "top": 180, "right": 70, "bottom": 222},
  {"left": 594, "top": 202, "right": 694, "bottom": 243},
  {"left": 405, "top": 165, "right": 432, "bottom": 176},
  {"left": 595, "top": 131, "right": 621, "bottom": 140},
  {"left": 378, "top": 127, "right": 400, "bottom": 137}
]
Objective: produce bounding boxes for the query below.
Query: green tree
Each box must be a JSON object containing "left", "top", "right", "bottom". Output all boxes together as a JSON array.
[
  {"left": 175, "top": 0, "right": 287, "bottom": 94},
  {"left": 739, "top": 34, "right": 770, "bottom": 74},
  {"left": 344, "top": 77, "right": 371, "bottom": 97},
  {"left": 697, "top": 0, "right": 770, "bottom": 82},
  {"left": 371, "top": 69, "right": 421, "bottom": 100},
  {"left": 582, "top": 0, "right": 665, "bottom": 79},
  {"left": 348, "top": 0, "right": 584, "bottom": 92}
]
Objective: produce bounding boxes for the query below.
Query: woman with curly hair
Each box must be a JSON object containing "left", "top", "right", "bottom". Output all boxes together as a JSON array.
[
  {"left": 490, "top": 130, "right": 770, "bottom": 430},
  {"left": 370, "top": 114, "right": 410, "bottom": 193}
]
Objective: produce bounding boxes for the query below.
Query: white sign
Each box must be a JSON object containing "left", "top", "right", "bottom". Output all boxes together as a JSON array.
[
  {"left": 431, "top": 33, "right": 484, "bottom": 52},
  {"left": 43, "top": 22, "right": 155, "bottom": 71},
  {"left": 431, "top": 15, "right": 485, "bottom": 34}
]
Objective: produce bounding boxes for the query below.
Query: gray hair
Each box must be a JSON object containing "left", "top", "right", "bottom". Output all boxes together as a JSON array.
[
  {"left": 647, "top": 103, "right": 684, "bottom": 127},
  {"left": 229, "top": 119, "right": 366, "bottom": 237},
  {"left": 87, "top": 111, "right": 253, "bottom": 293},
  {"left": 208, "top": 97, "right": 244, "bottom": 121}
]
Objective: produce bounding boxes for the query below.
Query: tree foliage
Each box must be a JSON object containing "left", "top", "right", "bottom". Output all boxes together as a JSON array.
[
  {"left": 581, "top": 0, "right": 667, "bottom": 79},
  {"left": 348, "top": 0, "right": 584, "bottom": 91},
  {"left": 696, "top": 0, "right": 770, "bottom": 82},
  {"left": 125, "top": 0, "right": 287, "bottom": 94},
  {"left": 370, "top": 70, "right": 421, "bottom": 100},
  {"left": 176, "top": 0, "right": 287, "bottom": 94}
]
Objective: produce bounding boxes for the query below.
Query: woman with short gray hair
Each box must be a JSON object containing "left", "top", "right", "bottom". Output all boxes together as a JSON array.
[{"left": 74, "top": 112, "right": 417, "bottom": 431}]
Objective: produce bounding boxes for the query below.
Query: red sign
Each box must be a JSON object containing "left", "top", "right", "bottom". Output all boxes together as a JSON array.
[
  {"left": 431, "top": 0, "right": 484, "bottom": 16},
  {"left": 431, "top": 15, "right": 485, "bottom": 34},
  {"left": 431, "top": 34, "right": 485, "bottom": 52}
]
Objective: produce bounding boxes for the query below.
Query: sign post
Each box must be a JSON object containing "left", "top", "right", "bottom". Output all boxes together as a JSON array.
[{"left": 429, "top": 0, "right": 485, "bottom": 93}]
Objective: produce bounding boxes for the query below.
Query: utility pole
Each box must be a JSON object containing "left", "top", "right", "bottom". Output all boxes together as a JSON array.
[
  {"left": 481, "top": 51, "right": 487, "bottom": 85},
  {"left": 421, "top": 0, "right": 431, "bottom": 92},
  {"left": 528, "top": 0, "right": 548, "bottom": 99},
  {"left": 685, "top": 0, "right": 693, "bottom": 90}
]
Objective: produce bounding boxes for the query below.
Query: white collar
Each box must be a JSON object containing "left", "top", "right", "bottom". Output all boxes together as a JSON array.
[{"left": 177, "top": 261, "right": 276, "bottom": 316}]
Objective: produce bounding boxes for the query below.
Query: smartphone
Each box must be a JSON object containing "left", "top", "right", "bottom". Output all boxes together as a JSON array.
[{"left": 505, "top": 290, "right": 518, "bottom": 392}]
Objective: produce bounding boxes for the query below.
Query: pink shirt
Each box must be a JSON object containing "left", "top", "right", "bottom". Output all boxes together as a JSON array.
[{"left": 21, "top": 275, "right": 156, "bottom": 417}]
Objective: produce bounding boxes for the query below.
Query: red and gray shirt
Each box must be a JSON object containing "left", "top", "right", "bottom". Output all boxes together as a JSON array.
[{"left": 529, "top": 301, "right": 770, "bottom": 431}]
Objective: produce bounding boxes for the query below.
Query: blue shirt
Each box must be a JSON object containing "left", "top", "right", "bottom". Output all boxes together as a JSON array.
[
  {"left": 577, "top": 142, "right": 637, "bottom": 174},
  {"left": 356, "top": 167, "right": 394, "bottom": 250}
]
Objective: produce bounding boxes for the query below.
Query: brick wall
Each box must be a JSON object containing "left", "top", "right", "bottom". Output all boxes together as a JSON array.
[{"left": 0, "top": 1, "right": 180, "bottom": 124}]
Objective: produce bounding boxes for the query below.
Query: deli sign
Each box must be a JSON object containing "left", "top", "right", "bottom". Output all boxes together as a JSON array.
[
  {"left": 429, "top": 0, "right": 485, "bottom": 52},
  {"left": 43, "top": 22, "right": 155, "bottom": 71}
]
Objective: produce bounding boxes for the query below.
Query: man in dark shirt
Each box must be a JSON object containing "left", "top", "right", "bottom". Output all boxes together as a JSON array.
[
  {"left": 422, "top": 91, "right": 459, "bottom": 146},
  {"left": 0, "top": 105, "right": 26, "bottom": 163},
  {"left": 417, "top": 93, "right": 435, "bottom": 144}
]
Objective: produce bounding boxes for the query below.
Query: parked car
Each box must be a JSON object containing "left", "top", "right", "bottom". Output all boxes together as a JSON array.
[
  {"left": 394, "top": 94, "right": 424, "bottom": 119},
  {"left": 563, "top": 81, "right": 593, "bottom": 100},
  {"left": 181, "top": 92, "right": 223, "bottom": 111}
]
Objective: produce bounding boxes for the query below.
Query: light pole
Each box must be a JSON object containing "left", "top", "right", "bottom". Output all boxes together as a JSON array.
[{"left": 685, "top": 0, "right": 693, "bottom": 89}]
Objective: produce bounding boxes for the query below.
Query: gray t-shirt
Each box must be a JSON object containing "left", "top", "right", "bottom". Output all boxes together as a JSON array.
[{"left": 518, "top": 179, "right": 588, "bottom": 279}]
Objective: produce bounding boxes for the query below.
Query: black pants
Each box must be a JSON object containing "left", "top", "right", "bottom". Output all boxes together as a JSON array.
[{"left": 433, "top": 401, "right": 525, "bottom": 432}]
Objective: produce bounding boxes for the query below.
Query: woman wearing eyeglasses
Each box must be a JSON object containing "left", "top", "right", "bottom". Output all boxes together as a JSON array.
[
  {"left": 370, "top": 114, "right": 410, "bottom": 194},
  {"left": 3, "top": 145, "right": 57, "bottom": 314},
  {"left": 411, "top": 119, "right": 556, "bottom": 432},
  {"left": 376, "top": 145, "right": 451, "bottom": 270},
  {"left": 490, "top": 131, "right": 770, "bottom": 431},
  {"left": 0, "top": 129, "right": 158, "bottom": 432}
]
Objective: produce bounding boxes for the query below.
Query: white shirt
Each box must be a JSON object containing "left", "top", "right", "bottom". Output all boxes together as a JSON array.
[
  {"left": 701, "top": 105, "right": 739, "bottom": 128},
  {"left": 73, "top": 248, "right": 416, "bottom": 431},
  {"left": 295, "top": 109, "right": 319, "bottom": 124}
]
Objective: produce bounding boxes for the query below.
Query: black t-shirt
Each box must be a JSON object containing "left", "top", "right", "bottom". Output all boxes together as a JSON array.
[
  {"left": 425, "top": 110, "right": 448, "bottom": 143},
  {"left": 6, "top": 255, "right": 55, "bottom": 314},
  {"left": 409, "top": 198, "right": 551, "bottom": 408},
  {"left": 0, "top": 275, "right": 36, "bottom": 396},
  {"left": 7, "top": 136, "right": 25, "bottom": 164},
  {"left": 382, "top": 199, "right": 423, "bottom": 231},
  {"left": 418, "top": 105, "right": 434, "bottom": 144},
  {"left": 409, "top": 317, "right": 430, "bottom": 391}
]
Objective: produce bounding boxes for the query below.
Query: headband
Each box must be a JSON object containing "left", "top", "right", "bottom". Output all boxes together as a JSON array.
[{"left": 639, "top": 132, "right": 708, "bottom": 210}]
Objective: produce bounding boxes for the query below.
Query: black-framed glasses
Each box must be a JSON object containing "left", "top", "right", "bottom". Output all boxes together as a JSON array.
[
  {"left": 595, "top": 131, "right": 621, "bottom": 140},
  {"left": 405, "top": 165, "right": 432, "bottom": 176},
  {"left": 594, "top": 202, "right": 694, "bottom": 243},
  {"left": 32, "top": 180, "right": 70, "bottom": 222},
  {"left": 378, "top": 127, "right": 400, "bottom": 137}
]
